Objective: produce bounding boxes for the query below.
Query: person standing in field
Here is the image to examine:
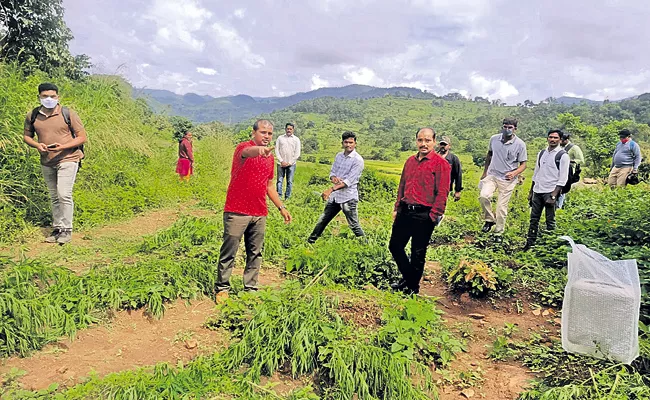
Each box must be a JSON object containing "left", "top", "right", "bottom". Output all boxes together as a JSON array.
[
  {"left": 556, "top": 132, "right": 584, "bottom": 209},
  {"left": 23, "top": 82, "right": 88, "bottom": 245},
  {"left": 275, "top": 123, "right": 301, "bottom": 200},
  {"left": 389, "top": 127, "right": 450, "bottom": 295},
  {"left": 478, "top": 118, "right": 527, "bottom": 241},
  {"left": 176, "top": 131, "right": 194, "bottom": 182},
  {"left": 524, "top": 130, "right": 570, "bottom": 250},
  {"left": 437, "top": 135, "right": 463, "bottom": 202},
  {"left": 608, "top": 129, "right": 642, "bottom": 188},
  {"left": 307, "top": 131, "right": 365, "bottom": 243},
  {"left": 215, "top": 119, "right": 292, "bottom": 302}
]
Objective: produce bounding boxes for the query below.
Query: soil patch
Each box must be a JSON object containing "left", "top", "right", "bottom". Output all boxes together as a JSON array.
[
  {"left": 421, "top": 262, "right": 559, "bottom": 399},
  {"left": 0, "top": 298, "right": 223, "bottom": 391},
  {"left": 336, "top": 299, "right": 383, "bottom": 329}
]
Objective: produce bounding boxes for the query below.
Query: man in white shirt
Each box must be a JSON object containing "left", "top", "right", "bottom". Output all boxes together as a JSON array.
[
  {"left": 524, "top": 129, "right": 570, "bottom": 250},
  {"left": 275, "top": 123, "right": 301, "bottom": 200}
]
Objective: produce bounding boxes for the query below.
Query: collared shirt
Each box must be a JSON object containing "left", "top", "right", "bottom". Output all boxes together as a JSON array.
[
  {"left": 224, "top": 141, "right": 274, "bottom": 216},
  {"left": 532, "top": 146, "right": 570, "bottom": 194},
  {"left": 486, "top": 134, "right": 527, "bottom": 180},
  {"left": 178, "top": 138, "right": 194, "bottom": 162},
  {"left": 395, "top": 152, "right": 451, "bottom": 220},
  {"left": 275, "top": 134, "right": 301, "bottom": 165},
  {"left": 329, "top": 150, "right": 364, "bottom": 204},
  {"left": 24, "top": 105, "right": 86, "bottom": 167}
]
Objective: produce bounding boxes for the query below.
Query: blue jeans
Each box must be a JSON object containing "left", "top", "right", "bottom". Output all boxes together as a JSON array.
[
  {"left": 555, "top": 193, "right": 566, "bottom": 209},
  {"left": 276, "top": 164, "right": 296, "bottom": 199},
  {"left": 308, "top": 199, "right": 365, "bottom": 242}
]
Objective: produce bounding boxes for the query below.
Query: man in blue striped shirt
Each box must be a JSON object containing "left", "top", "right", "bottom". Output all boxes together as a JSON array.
[{"left": 308, "top": 131, "right": 365, "bottom": 243}]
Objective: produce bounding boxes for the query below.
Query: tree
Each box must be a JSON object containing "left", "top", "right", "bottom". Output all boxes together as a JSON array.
[
  {"left": 169, "top": 116, "right": 193, "bottom": 141},
  {"left": 0, "top": 0, "right": 90, "bottom": 79},
  {"left": 381, "top": 117, "right": 396, "bottom": 130}
]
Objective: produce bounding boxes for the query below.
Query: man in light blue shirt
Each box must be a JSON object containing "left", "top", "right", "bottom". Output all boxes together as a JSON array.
[
  {"left": 308, "top": 131, "right": 365, "bottom": 243},
  {"left": 608, "top": 129, "right": 642, "bottom": 188},
  {"left": 524, "top": 129, "right": 570, "bottom": 250}
]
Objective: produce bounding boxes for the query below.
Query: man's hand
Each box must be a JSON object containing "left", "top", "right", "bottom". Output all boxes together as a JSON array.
[
  {"left": 281, "top": 161, "right": 290, "bottom": 167},
  {"left": 632, "top": 170, "right": 639, "bottom": 174},
  {"left": 528, "top": 192, "right": 533, "bottom": 207},
  {"left": 331, "top": 176, "right": 342, "bottom": 184},
  {"left": 321, "top": 187, "right": 333, "bottom": 201},
  {"left": 392, "top": 211, "right": 397, "bottom": 221},
  {"left": 453, "top": 192, "right": 461, "bottom": 202},
  {"left": 37, "top": 143, "right": 49, "bottom": 154},
  {"left": 480, "top": 172, "right": 487, "bottom": 181},
  {"left": 545, "top": 195, "right": 556, "bottom": 205},
  {"left": 504, "top": 171, "right": 516, "bottom": 180},
  {"left": 47, "top": 142, "right": 63, "bottom": 152},
  {"left": 280, "top": 208, "right": 292, "bottom": 224},
  {"left": 261, "top": 146, "right": 274, "bottom": 157}
]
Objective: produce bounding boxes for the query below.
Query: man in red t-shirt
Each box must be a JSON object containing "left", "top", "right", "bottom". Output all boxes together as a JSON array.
[
  {"left": 216, "top": 119, "right": 292, "bottom": 302},
  {"left": 389, "top": 127, "right": 451, "bottom": 295}
]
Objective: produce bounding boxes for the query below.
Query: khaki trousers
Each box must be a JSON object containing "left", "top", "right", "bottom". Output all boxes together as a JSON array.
[
  {"left": 479, "top": 175, "right": 518, "bottom": 234},
  {"left": 608, "top": 166, "right": 633, "bottom": 188},
  {"left": 216, "top": 212, "right": 266, "bottom": 292}
]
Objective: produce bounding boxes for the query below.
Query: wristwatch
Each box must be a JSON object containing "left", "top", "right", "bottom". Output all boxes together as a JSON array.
[
  {"left": 550, "top": 195, "right": 556, "bottom": 200},
  {"left": 278, "top": 205, "right": 286, "bottom": 211}
]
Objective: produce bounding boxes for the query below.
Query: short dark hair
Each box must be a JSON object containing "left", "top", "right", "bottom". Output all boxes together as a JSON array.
[
  {"left": 561, "top": 131, "right": 571, "bottom": 140},
  {"left": 415, "top": 127, "right": 436, "bottom": 139},
  {"left": 502, "top": 118, "right": 518, "bottom": 128},
  {"left": 253, "top": 119, "right": 273, "bottom": 131},
  {"left": 548, "top": 129, "right": 563, "bottom": 138},
  {"left": 619, "top": 129, "right": 632, "bottom": 137},
  {"left": 38, "top": 82, "right": 58, "bottom": 94},
  {"left": 342, "top": 131, "right": 356, "bottom": 142},
  {"left": 285, "top": 123, "right": 295, "bottom": 129}
]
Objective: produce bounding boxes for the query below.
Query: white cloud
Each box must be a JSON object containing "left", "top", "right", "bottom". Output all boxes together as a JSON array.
[
  {"left": 196, "top": 67, "right": 218, "bottom": 76},
  {"left": 145, "top": 0, "right": 212, "bottom": 52},
  {"left": 469, "top": 72, "right": 519, "bottom": 100},
  {"left": 310, "top": 74, "right": 330, "bottom": 90},
  {"left": 233, "top": 8, "right": 246, "bottom": 19},
  {"left": 212, "top": 22, "right": 266, "bottom": 68},
  {"left": 344, "top": 67, "right": 384, "bottom": 86}
]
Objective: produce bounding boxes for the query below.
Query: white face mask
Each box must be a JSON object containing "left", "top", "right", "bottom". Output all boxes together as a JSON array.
[{"left": 40, "top": 97, "right": 59, "bottom": 109}]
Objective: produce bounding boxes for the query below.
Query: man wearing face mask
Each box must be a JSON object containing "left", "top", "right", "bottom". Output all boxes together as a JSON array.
[
  {"left": 608, "top": 129, "right": 642, "bottom": 188},
  {"left": 437, "top": 136, "right": 463, "bottom": 202},
  {"left": 23, "top": 83, "right": 88, "bottom": 245},
  {"left": 478, "top": 118, "right": 527, "bottom": 240}
]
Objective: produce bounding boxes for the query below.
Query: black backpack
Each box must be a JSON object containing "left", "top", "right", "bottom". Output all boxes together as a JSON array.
[
  {"left": 537, "top": 149, "right": 576, "bottom": 194},
  {"left": 563, "top": 143, "right": 582, "bottom": 183},
  {"left": 30, "top": 106, "right": 84, "bottom": 167}
]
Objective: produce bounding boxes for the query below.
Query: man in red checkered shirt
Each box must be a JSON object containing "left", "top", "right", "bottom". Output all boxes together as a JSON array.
[
  {"left": 389, "top": 127, "right": 451, "bottom": 295},
  {"left": 215, "top": 119, "right": 292, "bottom": 302}
]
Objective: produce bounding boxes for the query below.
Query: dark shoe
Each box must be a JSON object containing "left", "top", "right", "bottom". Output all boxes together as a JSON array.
[
  {"left": 401, "top": 286, "right": 419, "bottom": 296},
  {"left": 243, "top": 287, "right": 259, "bottom": 292},
  {"left": 493, "top": 235, "right": 503, "bottom": 244},
  {"left": 523, "top": 240, "right": 535, "bottom": 251},
  {"left": 390, "top": 279, "right": 408, "bottom": 291},
  {"left": 307, "top": 237, "right": 316, "bottom": 244},
  {"left": 56, "top": 230, "right": 72, "bottom": 245},
  {"left": 482, "top": 222, "right": 495, "bottom": 233},
  {"left": 45, "top": 229, "right": 61, "bottom": 243}
]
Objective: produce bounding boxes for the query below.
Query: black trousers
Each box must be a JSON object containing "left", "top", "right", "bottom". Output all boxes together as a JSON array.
[
  {"left": 527, "top": 192, "right": 556, "bottom": 243},
  {"left": 388, "top": 205, "right": 436, "bottom": 293}
]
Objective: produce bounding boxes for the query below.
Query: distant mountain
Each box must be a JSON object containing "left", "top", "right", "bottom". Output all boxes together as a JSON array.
[
  {"left": 134, "top": 85, "right": 435, "bottom": 124},
  {"left": 555, "top": 96, "right": 603, "bottom": 105}
]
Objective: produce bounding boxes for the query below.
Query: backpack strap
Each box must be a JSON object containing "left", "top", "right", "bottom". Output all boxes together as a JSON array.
[
  {"left": 554, "top": 150, "right": 567, "bottom": 169},
  {"left": 29, "top": 107, "right": 41, "bottom": 134},
  {"left": 61, "top": 107, "right": 75, "bottom": 137},
  {"left": 564, "top": 143, "right": 574, "bottom": 152}
]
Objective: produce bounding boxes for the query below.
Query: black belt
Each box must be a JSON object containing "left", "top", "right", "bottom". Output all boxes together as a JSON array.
[{"left": 400, "top": 202, "right": 431, "bottom": 211}]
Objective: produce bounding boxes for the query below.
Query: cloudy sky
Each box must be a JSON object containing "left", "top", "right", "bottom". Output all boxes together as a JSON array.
[{"left": 64, "top": 0, "right": 650, "bottom": 103}]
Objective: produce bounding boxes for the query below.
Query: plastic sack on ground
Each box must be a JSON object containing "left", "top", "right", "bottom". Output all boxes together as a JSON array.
[{"left": 560, "top": 236, "right": 640, "bottom": 364}]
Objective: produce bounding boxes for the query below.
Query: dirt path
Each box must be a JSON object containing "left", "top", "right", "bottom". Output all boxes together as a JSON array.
[
  {"left": 0, "top": 268, "right": 284, "bottom": 391},
  {"left": 421, "top": 262, "right": 559, "bottom": 400}
]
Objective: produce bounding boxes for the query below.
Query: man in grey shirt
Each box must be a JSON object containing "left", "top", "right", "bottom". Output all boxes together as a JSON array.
[
  {"left": 524, "top": 129, "right": 570, "bottom": 250},
  {"left": 479, "top": 118, "right": 527, "bottom": 240},
  {"left": 608, "top": 129, "right": 642, "bottom": 188},
  {"left": 275, "top": 123, "right": 301, "bottom": 199}
]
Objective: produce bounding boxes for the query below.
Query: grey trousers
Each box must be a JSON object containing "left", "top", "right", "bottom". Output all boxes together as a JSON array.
[
  {"left": 216, "top": 212, "right": 266, "bottom": 292},
  {"left": 41, "top": 162, "right": 79, "bottom": 231}
]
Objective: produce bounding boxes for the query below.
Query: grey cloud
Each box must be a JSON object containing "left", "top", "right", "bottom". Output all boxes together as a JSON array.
[{"left": 62, "top": 0, "right": 650, "bottom": 102}]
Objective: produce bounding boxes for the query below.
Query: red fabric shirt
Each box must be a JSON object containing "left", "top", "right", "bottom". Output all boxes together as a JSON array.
[
  {"left": 224, "top": 141, "right": 274, "bottom": 216},
  {"left": 178, "top": 138, "right": 194, "bottom": 162},
  {"left": 395, "top": 152, "right": 451, "bottom": 220}
]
